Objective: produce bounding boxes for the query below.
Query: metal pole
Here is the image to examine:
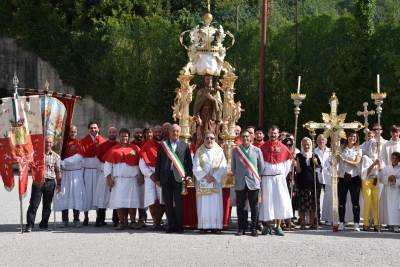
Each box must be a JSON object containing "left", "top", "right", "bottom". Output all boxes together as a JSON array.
[
  {"left": 236, "top": 5, "right": 239, "bottom": 70},
  {"left": 288, "top": 77, "right": 305, "bottom": 231},
  {"left": 310, "top": 131, "right": 319, "bottom": 230},
  {"left": 295, "top": 0, "right": 298, "bottom": 55},
  {"left": 372, "top": 76, "right": 386, "bottom": 233},
  {"left": 259, "top": 0, "right": 268, "bottom": 127},
  {"left": 20, "top": 193, "right": 23, "bottom": 234}
]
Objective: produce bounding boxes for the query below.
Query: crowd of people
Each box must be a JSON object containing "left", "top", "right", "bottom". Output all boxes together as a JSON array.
[{"left": 22, "top": 119, "right": 400, "bottom": 236}]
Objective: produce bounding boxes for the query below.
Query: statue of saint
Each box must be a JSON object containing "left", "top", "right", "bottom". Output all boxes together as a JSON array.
[{"left": 192, "top": 74, "right": 223, "bottom": 150}]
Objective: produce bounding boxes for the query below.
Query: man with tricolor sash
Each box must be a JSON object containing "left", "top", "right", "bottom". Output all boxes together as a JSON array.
[
  {"left": 155, "top": 124, "right": 193, "bottom": 234},
  {"left": 231, "top": 129, "right": 264, "bottom": 236},
  {"left": 193, "top": 130, "right": 227, "bottom": 234}
]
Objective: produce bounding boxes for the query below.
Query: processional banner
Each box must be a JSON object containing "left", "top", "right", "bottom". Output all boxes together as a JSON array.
[
  {"left": 0, "top": 95, "right": 44, "bottom": 198},
  {"left": 40, "top": 96, "right": 67, "bottom": 156},
  {"left": 25, "top": 89, "right": 77, "bottom": 160}
]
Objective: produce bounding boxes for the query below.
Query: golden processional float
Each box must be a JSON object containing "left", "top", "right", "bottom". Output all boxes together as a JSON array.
[{"left": 172, "top": 10, "right": 242, "bottom": 228}]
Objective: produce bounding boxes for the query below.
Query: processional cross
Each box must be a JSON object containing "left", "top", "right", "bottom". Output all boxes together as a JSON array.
[
  {"left": 303, "top": 93, "right": 363, "bottom": 232},
  {"left": 357, "top": 102, "right": 375, "bottom": 133}
]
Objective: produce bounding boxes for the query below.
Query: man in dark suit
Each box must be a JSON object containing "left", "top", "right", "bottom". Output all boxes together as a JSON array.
[
  {"left": 155, "top": 124, "right": 193, "bottom": 234},
  {"left": 231, "top": 129, "right": 264, "bottom": 236}
]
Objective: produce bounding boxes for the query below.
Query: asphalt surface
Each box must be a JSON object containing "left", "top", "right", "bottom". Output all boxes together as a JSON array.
[{"left": 0, "top": 177, "right": 399, "bottom": 267}]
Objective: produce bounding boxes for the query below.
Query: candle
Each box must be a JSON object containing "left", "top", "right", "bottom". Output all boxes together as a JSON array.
[
  {"left": 377, "top": 74, "right": 380, "bottom": 93},
  {"left": 297, "top": 76, "right": 301, "bottom": 94}
]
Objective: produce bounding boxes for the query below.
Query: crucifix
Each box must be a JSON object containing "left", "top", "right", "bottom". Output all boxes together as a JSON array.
[
  {"left": 357, "top": 102, "right": 375, "bottom": 133},
  {"left": 303, "top": 92, "right": 364, "bottom": 232}
]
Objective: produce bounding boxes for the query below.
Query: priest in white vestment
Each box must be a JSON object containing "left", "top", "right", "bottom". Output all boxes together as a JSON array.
[{"left": 193, "top": 130, "right": 227, "bottom": 233}]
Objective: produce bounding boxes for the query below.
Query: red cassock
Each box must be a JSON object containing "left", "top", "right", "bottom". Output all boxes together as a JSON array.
[
  {"left": 260, "top": 140, "right": 292, "bottom": 164},
  {"left": 65, "top": 139, "right": 84, "bottom": 158},
  {"left": 103, "top": 143, "right": 141, "bottom": 166},
  {"left": 97, "top": 140, "right": 118, "bottom": 163},
  {"left": 130, "top": 139, "right": 146, "bottom": 149},
  {"left": 140, "top": 138, "right": 158, "bottom": 167},
  {"left": 80, "top": 134, "right": 107, "bottom": 158},
  {"left": 253, "top": 141, "right": 265, "bottom": 148}
]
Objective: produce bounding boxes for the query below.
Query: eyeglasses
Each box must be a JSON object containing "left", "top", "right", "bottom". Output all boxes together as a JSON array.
[
  {"left": 287, "top": 144, "right": 293, "bottom": 147},
  {"left": 241, "top": 135, "right": 250, "bottom": 138},
  {"left": 372, "top": 128, "right": 380, "bottom": 131},
  {"left": 205, "top": 137, "right": 215, "bottom": 140}
]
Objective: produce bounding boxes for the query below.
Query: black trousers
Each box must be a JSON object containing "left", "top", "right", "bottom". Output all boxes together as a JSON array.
[
  {"left": 26, "top": 179, "right": 56, "bottom": 228},
  {"left": 112, "top": 209, "right": 119, "bottom": 223},
  {"left": 97, "top": 208, "right": 106, "bottom": 222},
  {"left": 61, "top": 209, "right": 80, "bottom": 222},
  {"left": 236, "top": 185, "right": 259, "bottom": 231},
  {"left": 162, "top": 172, "right": 184, "bottom": 230},
  {"left": 338, "top": 176, "right": 361, "bottom": 223}
]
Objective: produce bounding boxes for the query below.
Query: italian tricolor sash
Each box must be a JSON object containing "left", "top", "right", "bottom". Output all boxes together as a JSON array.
[
  {"left": 235, "top": 145, "right": 260, "bottom": 182},
  {"left": 161, "top": 141, "right": 185, "bottom": 178}
]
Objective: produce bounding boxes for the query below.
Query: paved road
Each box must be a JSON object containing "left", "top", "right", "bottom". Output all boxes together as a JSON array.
[{"left": 0, "top": 177, "right": 399, "bottom": 266}]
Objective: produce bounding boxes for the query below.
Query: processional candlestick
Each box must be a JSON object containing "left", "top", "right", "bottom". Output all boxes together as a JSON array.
[
  {"left": 303, "top": 93, "right": 364, "bottom": 232},
  {"left": 288, "top": 76, "right": 306, "bottom": 231},
  {"left": 371, "top": 74, "right": 387, "bottom": 233}
]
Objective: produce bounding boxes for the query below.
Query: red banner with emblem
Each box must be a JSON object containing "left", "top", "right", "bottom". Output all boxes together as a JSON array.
[{"left": 0, "top": 95, "right": 44, "bottom": 198}]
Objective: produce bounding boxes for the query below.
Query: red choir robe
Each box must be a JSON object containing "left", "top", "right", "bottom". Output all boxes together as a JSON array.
[
  {"left": 140, "top": 138, "right": 159, "bottom": 167},
  {"left": 80, "top": 134, "right": 107, "bottom": 158},
  {"left": 130, "top": 139, "right": 146, "bottom": 149},
  {"left": 253, "top": 141, "right": 265, "bottom": 148}
]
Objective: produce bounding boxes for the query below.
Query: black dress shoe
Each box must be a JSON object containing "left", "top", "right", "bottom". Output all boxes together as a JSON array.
[
  {"left": 236, "top": 229, "right": 244, "bottom": 236},
  {"left": 251, "top": 229, "right": 259, "bottom": 237},
  {"left": 176, "top": 228, "right": 184, "bottom": 234},
  {"left": 166, "top": 228, "right": 176, "bottom": 233},
  {"left": 94, "top": 218, "right": 101, "bottom": 227},
  {"left": 83, "top": 218, "right": 89, "bottom": 226}
]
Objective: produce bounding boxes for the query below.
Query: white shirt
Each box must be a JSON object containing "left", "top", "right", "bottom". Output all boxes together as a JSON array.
[
  {"left": 170, "top": 140, "right": 178, "bottom": 170},
  {"left": 338, "top": 146, "right": 362, "bottom": 177},
  {"left": 314, "top": 146, "right": 331, "bottom": 184}
]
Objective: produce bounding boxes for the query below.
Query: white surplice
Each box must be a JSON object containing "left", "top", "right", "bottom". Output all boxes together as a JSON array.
[
  {"left": 379, "top": 139, "right": 400, "bottom": 224},
  {"left": 139, "top": 158, "right": 164, "bottom": 208},
  {"left": 193, "top": 145, "right": 227, "bottom": 229},
  {"left": 93, "top": 162, "right": 111, "bottom": 209},
  {"left": 55, "top": 153, "right": 87, "bottom": 211},
  {"left": 105, "top": 162, "right": 141, "bottom": 209},
  {"left": 380, "top": 164, "right": 400, "bottom": 225},
  {"left": 259, "top": 160, "right": 293, "bottom": 221},
  {"left": 82, "top": 157, "right": 101, "bottom": 211}
]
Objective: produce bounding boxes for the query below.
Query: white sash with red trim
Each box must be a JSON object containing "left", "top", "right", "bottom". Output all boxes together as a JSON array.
[
  {"left": 235, "top": 145, "right": 260, "bottom": 182},
  {"left": 161, "top": 140, "right": 185, "bottom": 178}
]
